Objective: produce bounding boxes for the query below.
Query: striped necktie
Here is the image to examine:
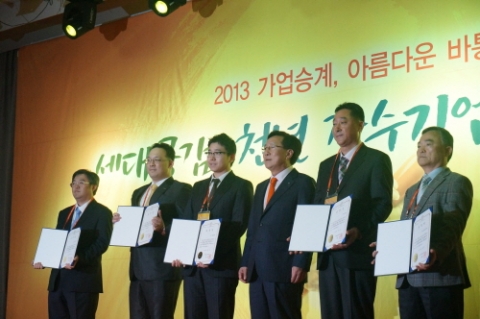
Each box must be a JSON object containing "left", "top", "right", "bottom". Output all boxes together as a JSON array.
[
  {"left": 338, "top": 156, "right": 349, "bottom": 183},
  {"left": 417, "top": 176, "right": 432, "bottom": 203},
  {"left": 71, "top": 207, "right": 82, "bottom": 229}
]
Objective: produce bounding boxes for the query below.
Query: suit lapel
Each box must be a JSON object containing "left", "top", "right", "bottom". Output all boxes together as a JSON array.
[
  {"left": 209, "top": 172, "right": 235, "bottom": 210},
  {"left": 257, "top": 179, "right": 269, "bottom": 212},
  {"left": 149, "top": 177, "right": 174, "bottom": 205},
  {"left": 133, "top": 184, "right": 150, "bottom": 206},
  {"left": 338, "top": 145, "right": 367, "bottom": 193},
  {"left": 75, "top": 199, "right": 96, "bottom": 226},
  {"left": 263, "top": 169, "right": 298, "bottom": 214},
  {"left": 415, "top": 168, "right": 450, "bottom": 214}
]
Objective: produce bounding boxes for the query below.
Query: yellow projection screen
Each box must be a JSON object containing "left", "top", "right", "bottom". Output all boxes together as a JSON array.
[{"left": 8, "top": 0, "right": 480, "bottom": 318}]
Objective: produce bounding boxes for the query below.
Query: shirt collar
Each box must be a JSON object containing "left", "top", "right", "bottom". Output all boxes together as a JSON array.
[
  {"left": 424, "top": 166, "right": 445, "bottom": 183},
  {"left": 271, "top": 166, "right": 293, "bottom": 186},
  {"left": 152, "top": 177, "right": 169, "bottom": 187},
  {"left": 211, "top": 170, "right": 231, "bottom": 185},
  {"left": 341, "top": 143, "right": 360, "bottom": 161}
]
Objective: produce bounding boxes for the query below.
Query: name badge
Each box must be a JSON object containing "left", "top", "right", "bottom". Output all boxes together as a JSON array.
[
  {"left": 197, "top": 211, "right": 210, "bottom": 221},
  {"left": 324, "top": 194, "right": 338, "bottom": 205}
]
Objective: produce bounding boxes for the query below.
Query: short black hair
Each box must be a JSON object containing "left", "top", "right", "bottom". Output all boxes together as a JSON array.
[
  {"left": 150, "top": 142, "right": 175, "bottom": 160},
  {"left": 422, "top": 126, "right": 454, "bottom": 161},
  {"left": 208, "top": 133, "right": 237, "bottom": 155},
  {"left": 72, "top": 169, "right": 100, "bottom": 195},
  {"left": 335, "top": 102, "right": 365, "bottom": 122},
  {"left": 267, "top": 130, "right": 302, "bottom": 165},
  {"left": 208, "top": 133, "right": 237, "bottom": 166}
]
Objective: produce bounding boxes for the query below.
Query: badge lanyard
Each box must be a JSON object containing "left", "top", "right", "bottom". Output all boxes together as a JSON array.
[
  {"left": 325, "top": 143, "right": 363, "bottom": 198},
  {"left": 63, "top": 199, "right": 93, "bottom": 229}
]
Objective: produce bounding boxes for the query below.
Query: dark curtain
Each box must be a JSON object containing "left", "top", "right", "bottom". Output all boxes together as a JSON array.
[{"left": 0, "top": 49, "right": 17, "bottom": 319}]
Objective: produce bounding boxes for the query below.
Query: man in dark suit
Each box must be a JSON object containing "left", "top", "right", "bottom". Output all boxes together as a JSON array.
[
  {"left": 174, "top": 133, "right": 253, "bottom": 319},
  {"left": 115, "top": 142, "right": 192, "bottom": 319},
  {"left": 395, "top": 127, "right": 472, "bottom": 319},
  {"left": 315, "top": 102, "right": 393, "bottom": 319},
  {"left": 33, "top": 169, "right": 113, "bottom": 319},
  {"left": 239, "top": 130, "right": 315, "bottom": 319}
]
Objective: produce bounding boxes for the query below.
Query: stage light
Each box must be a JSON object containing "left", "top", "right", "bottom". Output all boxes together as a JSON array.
[
  {"left": 149, "top": 0, "right": 187, "bottom": 17},
  {"left": 62, "top": 1, "right": 97, "bottom": 39}
]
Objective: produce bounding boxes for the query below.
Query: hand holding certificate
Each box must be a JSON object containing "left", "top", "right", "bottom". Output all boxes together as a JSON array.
[
  {"left": 110, "top": 203, "right": 159, "bottom": 247},
  {"left": 324, "top": 196, "right": 352, "bottom": 250},
  {"left": 164, "top": 219, "right": 221, "bottom": 266},
  {"left": 289, "top": 196, "right": 352, "bottom": 252},
  {"left": 374, "top": 208, "right": 432, "bottom": 276},
  {"left": 33, "top": 227, "right": 81, "bottom": 269}
]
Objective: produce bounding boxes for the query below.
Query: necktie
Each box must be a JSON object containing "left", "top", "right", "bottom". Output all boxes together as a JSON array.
[
  {"left": 143, "top": 183, "right": 158, "bottom": 206},
  {"left": 71, "top": 207, "right": 82, "bottom": 229},
  {"left": 338, "top": 156, "right": 349, "bottom": 183},
  {"left": 417, "top": 176, "right": 432, "bottom": 203},
  {"left": 209, "top": 178, "right": 220, "bottom": 200},
  {"left": 266, "top": 177, "right": 278, "bottom": 204}
]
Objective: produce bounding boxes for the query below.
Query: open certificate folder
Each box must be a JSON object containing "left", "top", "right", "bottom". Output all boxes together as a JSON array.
[
  {"left": 374, "top": 208, "right": 432, "bottom": 276},
  {"left": 33, "top": 228, "right": 81, "bottom": 269},
  {"left": 288, "top": 196, "right": 352, "bottom": 252},
  {"left": 110, "top": 203, "right": 159, "bottom": 247},
  {"left": 164, "top": 219, "right": 221, "bottom": 266}
]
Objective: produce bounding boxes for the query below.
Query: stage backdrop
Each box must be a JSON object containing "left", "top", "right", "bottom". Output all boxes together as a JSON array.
[{"left": 8, "top": 0, "right": 480, "bottom": 318}]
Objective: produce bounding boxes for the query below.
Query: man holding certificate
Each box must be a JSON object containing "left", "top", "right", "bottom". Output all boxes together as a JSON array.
[
  {"left": 315, "top": 102, "right": 393, "bottom": 319},
  {"left": 175, "top": 133, "right": 253, "bottom": 319},
  {"left": 395, "top": 127, "right": 473, "bottom": 319},
  {"left": 239, "top": 130, "right": 315, "bottom": 319},
  {"left": 119, "top": 142, "right": 192, "bottom": 319},
  {"left": 33, "top": 169, "right": 113, "bottom": 319}
]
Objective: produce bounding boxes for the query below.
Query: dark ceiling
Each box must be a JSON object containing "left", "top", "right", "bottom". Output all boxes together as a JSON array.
[{"left": 0, "top": 0, "right": 151, "bottom": 53}]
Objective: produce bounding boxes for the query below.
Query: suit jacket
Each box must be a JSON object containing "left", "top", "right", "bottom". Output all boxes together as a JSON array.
[
  {"left": 396, "top": 168, "right": 472, "bottom": 288},
  {"left": 315, "top": 144, "right": 393, "bottom": 270},
  {"left": 48, "top": 199, "right": 113, "bottom": 293},
  {"left": 241, "top": 169, "right": 315, "bottom": 283},
  {"left": 182, "top": 171, "right": 253, "bottom": 278},
  {"left": 130, "top": 177, "right": 192, "bottom": 281}
]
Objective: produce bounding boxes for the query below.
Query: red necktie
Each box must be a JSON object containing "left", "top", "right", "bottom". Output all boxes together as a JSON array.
[{"left": 266, "top": 177, "right": 278, "bottom": 204}]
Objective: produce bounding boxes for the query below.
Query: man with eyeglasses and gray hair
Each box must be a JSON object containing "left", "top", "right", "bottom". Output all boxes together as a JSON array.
[
  {"left": 33, "top": 169, "right": 113, "bottom": 319},
  {"left": 173, "top": 133, "right": 253, "bottom": 319},
  {"left": 239, "top": 130, "right": 315, "bottom": 319},
  {"left": 113, "top": 142, "right": 192, "bottom": 319}
]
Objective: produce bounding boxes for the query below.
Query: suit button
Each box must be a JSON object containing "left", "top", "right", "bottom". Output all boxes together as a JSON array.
[{"left": 259, "top": 223, "right": 263, "bottom": 226}]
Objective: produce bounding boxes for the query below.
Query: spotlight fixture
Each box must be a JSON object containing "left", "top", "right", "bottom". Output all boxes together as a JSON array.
[
  {"left": 62, "top": 0, "right": 98, "bottom": 39},
  {"left": 148, "top": 0, "right": 187, "bottom": 17}
]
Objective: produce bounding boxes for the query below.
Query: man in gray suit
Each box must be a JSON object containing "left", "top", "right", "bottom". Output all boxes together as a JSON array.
[
  {"left": 115, "top": 143, "right": 192, "bottom": 319},
  {"left": 396, "top": 126, "right": 473, "bottom": 319}
]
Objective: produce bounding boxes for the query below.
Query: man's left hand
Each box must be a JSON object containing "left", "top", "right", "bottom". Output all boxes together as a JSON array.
[
  {"left": 64, "top": 256, "right": 79, "bottom": 269},
  {"left": 331, "top": 227, "right": 361, "bottom": 250},
  {"left": 152, "top": 210, "right": 165, "bottom": 235},
  {"left": 291, "top": 266, "right": 306, "bottom": 284},
  {"left": 416, "top": 249, "right": 437, "bottom": 271}
]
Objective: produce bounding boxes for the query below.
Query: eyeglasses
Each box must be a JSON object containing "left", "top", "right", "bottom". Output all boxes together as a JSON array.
[
  {"left": 262, "top": 145, "right": 285, "bottom": 153},
  {"left": 70, "top": 181, "right": 90, "bottom": 187},
  {"left": 204, "top": 151, "right": 227, "bottom": 157},
  {"left": 144, "top": 158, "right": 167, "bottom": 164}
]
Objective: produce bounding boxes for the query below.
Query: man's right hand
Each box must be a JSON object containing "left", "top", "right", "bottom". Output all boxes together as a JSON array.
[
  {"left": 112, "top": 213, "right": 121, "bottom": 224},
  {"left": 238, "top": 267, "right": 248, "bottom": 283},
  {"left": 369, "top": 242, "right": 377, "bottom": 265},
  {"left": 171, "top": 259, "right": 184, "bottom": 268},
  {"left": 33, "top": 262, "right": 44, "bottom": 269}
]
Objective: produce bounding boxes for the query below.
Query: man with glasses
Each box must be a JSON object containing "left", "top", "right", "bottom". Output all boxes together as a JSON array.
[
  {"left": 239, "top": 130, "right": 315, "bottom": 319},
  {"left": 315, "top": 102, "right": 393, "bottom": 319},
  {"left": 114, "top": 143, "right": 192, "bottom": 319},
  {"left": 174, "top": 133, "right": 253, "bottom": 319},
  {"left": 33, "top": 169, "right": 113, "bottom": 319}
]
